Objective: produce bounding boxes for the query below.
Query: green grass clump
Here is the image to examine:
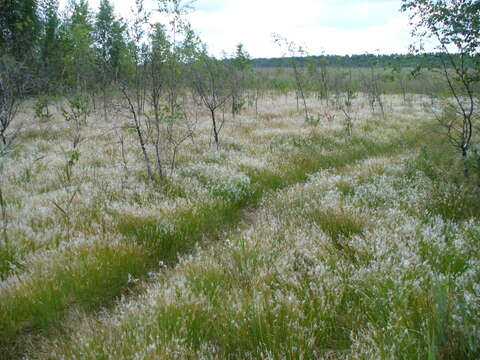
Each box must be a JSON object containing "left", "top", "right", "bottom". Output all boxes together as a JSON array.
[
  {"left": 404, "top": 146, "right": 480, "bottom": 223},
  {"left": 0, "top": 242, "right": 24, "bottom": 280},
  {"left": 307, "top": 208, "right": 365, "bottom": 241},
  {"left": 118, "top": 197, "right": 253, "bottom": 267},
  {"left": 336, "top": 179, "right": 356, "bottom": 197},
  {"left": 0, "top": 241, "right": 148, "bottom": 357},
  {"left": 305, "top": 208, "right": 366, "bottom": 263},
  {"left": 426, "top": 184, "right": 480, "bottom": 222}
]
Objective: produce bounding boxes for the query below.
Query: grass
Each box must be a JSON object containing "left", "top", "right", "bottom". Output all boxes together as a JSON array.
[
  {"left": 1, "top": 93, "right": 479, "bottom": 359},
  {"left": 117, "top": 197, "right": 252, "bottom": 265},
  {"left": 426, "top": 184, "right": 480, "bottom": 222},
  {"left": 0, "top": 240, "right": 148, "bottom": 357},
  {"left": 0, "top": 243, "right": 19, "bottom": 280},
  {"left": 305, "top": 207, "right": 366, "bottom": 262},
  {"left": 401, "top": 141, "right": 480, "bottom": 223}
]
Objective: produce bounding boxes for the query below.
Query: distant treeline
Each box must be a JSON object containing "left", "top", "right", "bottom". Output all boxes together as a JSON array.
[{"left": 251, "top": 53, "right": 468, "bottom": 69}]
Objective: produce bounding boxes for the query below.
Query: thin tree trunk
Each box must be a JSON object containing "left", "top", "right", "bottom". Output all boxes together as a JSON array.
[
  {"left": 211, "top": 108, "right": 219, "bottom": 149},
  {"left": 462, "top": 147, "right": 469, "bottom": 178},
  {"left": 0, "top": 184, "right": 8, "bottom": 245},
  {"left": 103, "top": 71, "right": 109, "bottom": 122},
  {"left": 122, "top": 87, "right": 154, "bottom": 181},
  {"left": 154, "top": 107, "right": 163, "bottom": 179}
]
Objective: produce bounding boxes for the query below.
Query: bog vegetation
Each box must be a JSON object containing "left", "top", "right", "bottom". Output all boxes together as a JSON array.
[{"left": 0, "top": 0, "right": 479, "bottom": 359}]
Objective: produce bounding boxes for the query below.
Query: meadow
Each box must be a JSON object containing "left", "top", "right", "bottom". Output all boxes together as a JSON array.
[{"left": 0, "top": 89, "right": 479, "bottom": 359}]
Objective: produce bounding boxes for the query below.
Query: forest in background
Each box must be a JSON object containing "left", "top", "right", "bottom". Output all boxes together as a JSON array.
[
  {"left": 251, "top": 53, "right": 476, "bottom": 69},
  {"left": 0, "top": 0, "right": 474, "bottom": 101}
]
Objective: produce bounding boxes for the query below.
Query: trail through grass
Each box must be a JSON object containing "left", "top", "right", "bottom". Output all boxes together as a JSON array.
[{"left": 2, "top": 94, "right": 479, "bottom": 359}]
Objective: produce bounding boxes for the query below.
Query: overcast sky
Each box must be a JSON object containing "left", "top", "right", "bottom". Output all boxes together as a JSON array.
[{"left": 78, "top": 0, "right": 412, "bottom": 58}]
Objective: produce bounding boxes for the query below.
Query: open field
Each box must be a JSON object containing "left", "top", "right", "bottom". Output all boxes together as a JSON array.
[{"left": 0, "top": 92, "right": 479, "bottom": 359}]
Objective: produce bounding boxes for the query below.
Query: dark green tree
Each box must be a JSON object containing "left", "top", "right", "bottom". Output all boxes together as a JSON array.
[
  {"left": 227, "top": 43, "right": 251, "bottom": 118},
  {"left": 38, "top": 0, "right": 61, "bottom": 87},
  {"left": 60, "top": 0, "right": 96, "bottom": 90},
  {"left": 0, "top": 0, "right": 40, "bottom": 60},
  {"left": 94, "top": 0, "right": 125, "bottom": 119},
  {"left": 94, "top": 0, "right": 125, "bottom": 76}
]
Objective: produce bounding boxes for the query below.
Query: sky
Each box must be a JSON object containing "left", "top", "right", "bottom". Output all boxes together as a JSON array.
[{"left": 71, "top": 0, "right": 413, "bottom": 58}]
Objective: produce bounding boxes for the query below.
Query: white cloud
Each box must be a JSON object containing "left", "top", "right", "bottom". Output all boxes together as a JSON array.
[
  {"left": 60, "top": 0, "right": 157, "bottom": 20},
  {"left": 186, "top": 0, "right": 412, "bottom": 57},
  {"left": 61, "top": 0, "right": 413, "bottom": 57}
]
